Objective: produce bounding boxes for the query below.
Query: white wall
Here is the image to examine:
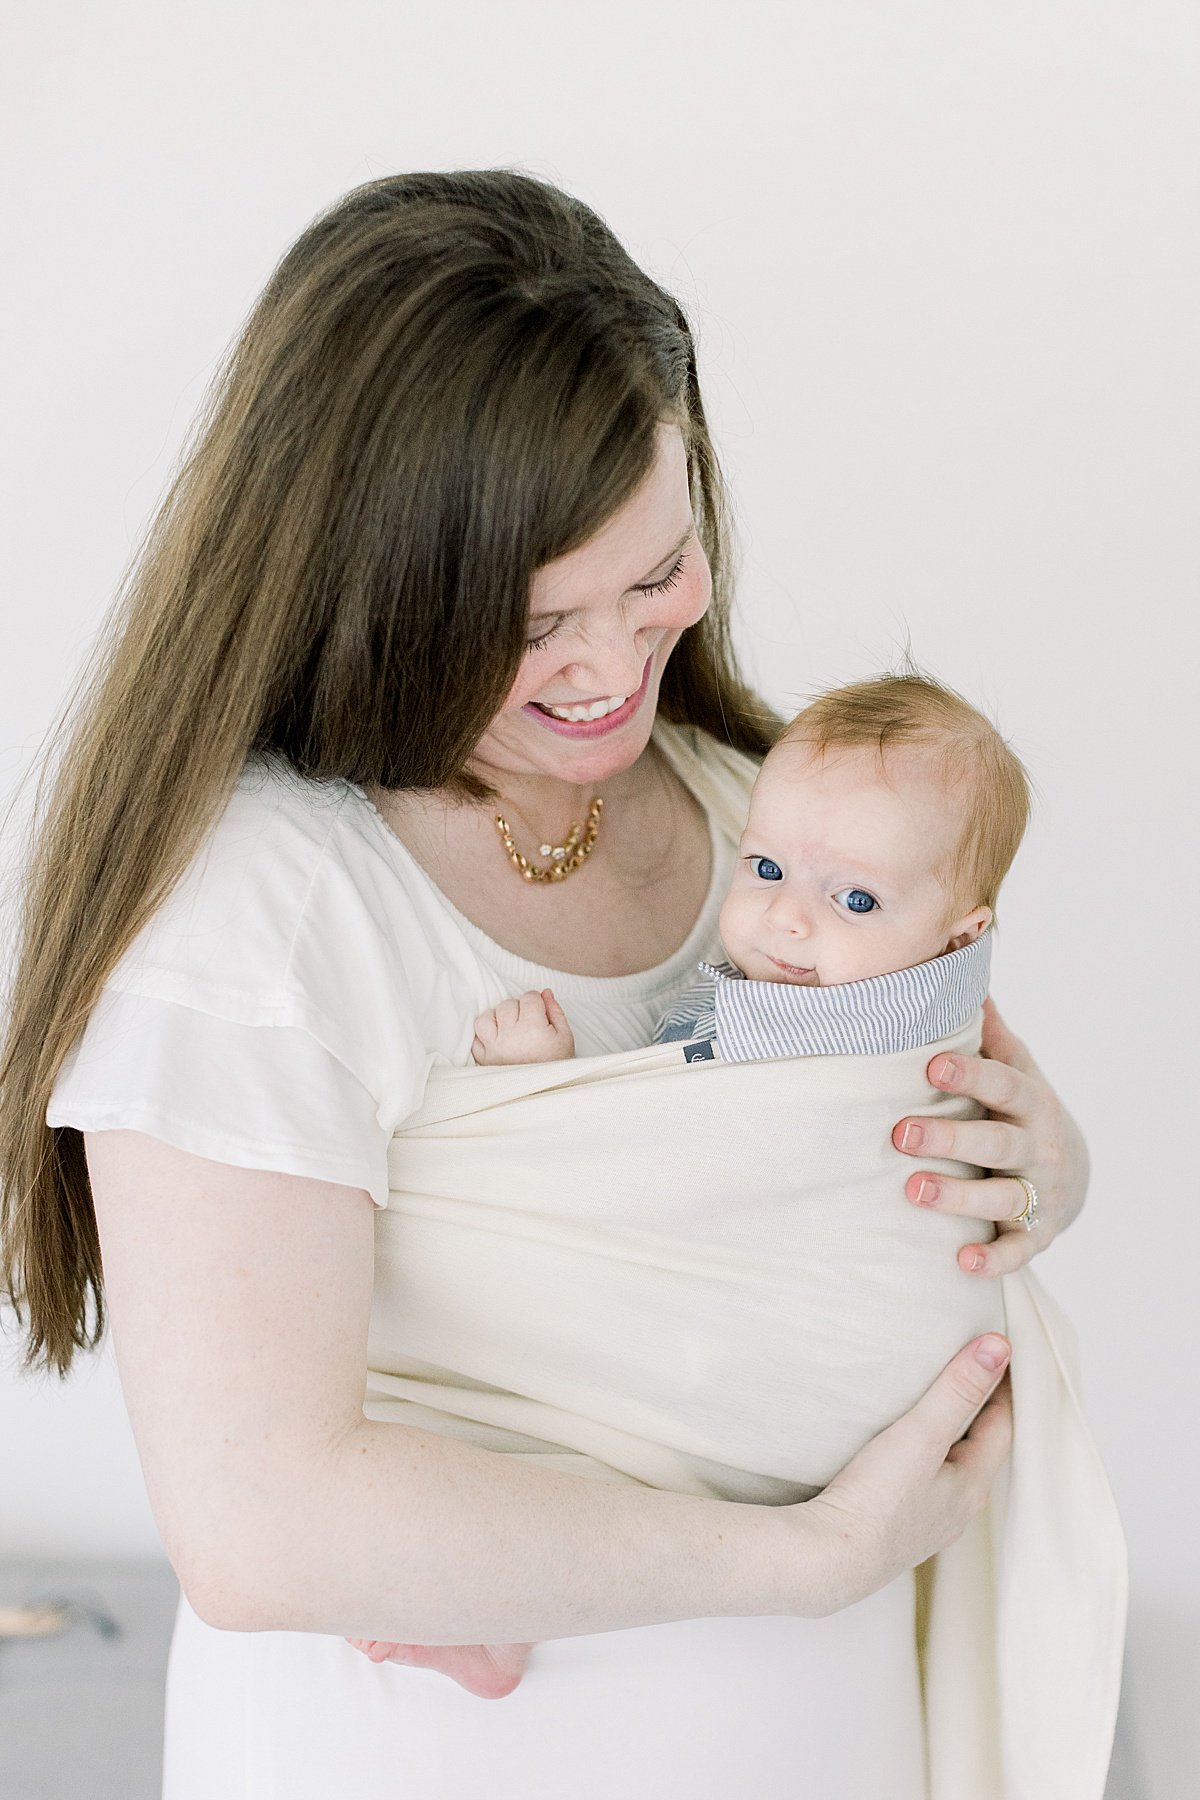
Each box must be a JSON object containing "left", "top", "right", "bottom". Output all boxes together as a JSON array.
[{"left": 2, "top": 4, "right": 1196, "bottom": 1790}]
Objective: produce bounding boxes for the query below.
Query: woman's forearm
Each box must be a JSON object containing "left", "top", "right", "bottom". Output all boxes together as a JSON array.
[{"left": 206, "top": 1418, "right": 798, "bottom": 1643}]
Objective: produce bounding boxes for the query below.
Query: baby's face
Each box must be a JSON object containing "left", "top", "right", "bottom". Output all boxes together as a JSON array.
[{"left": 717, "top": 738, "right": 991, "bottom": 988}]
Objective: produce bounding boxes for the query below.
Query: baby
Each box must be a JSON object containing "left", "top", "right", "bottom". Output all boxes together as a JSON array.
[
  {"left": 349, "top": 670, "right": 1031, "bottom": 1689},
  {"left": 470, "top": 670, "right": 1030, "bottom": 1065}
]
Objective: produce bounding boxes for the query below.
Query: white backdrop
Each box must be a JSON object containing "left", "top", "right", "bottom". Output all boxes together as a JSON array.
[{"left": 2, "top": 5, "right": 1196, "bottom": 1794}]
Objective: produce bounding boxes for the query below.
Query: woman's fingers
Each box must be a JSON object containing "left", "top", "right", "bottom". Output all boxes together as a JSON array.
[
  {"left": 796, "top": 1335, "right": 1013, "bottom": 1613},
  {"left": 893, "top": 996, "right": 1090, "bottom": 1263},
  {"left": 978, "top": 996, "right": 1037, "bottom": 1074},
  {"left": 893, "top": 1109, "right": 1030, "bottom": 1172},
  {"left": 944, "top": 1367, "right": 1014, "bottom": 1479},
  {"left": 956, "top": 1225, "right": 1043, "bottom": 1279},
  {"left": 905, "top": 1169, "right": 1038, "bottom": 1226},
  {"left": 929, "top": 1041, "right": 1036, "bottom": 1116},
  {"left": 908, "top": 1335, "right": 1012, "bottom": 1450}
]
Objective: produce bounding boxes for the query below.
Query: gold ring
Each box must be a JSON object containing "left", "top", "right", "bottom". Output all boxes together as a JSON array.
[{"left": 1007, "top": 1176, "right": 1039, "bottom": 1231}]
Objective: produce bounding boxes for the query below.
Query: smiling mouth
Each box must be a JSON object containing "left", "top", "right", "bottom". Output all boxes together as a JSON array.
[{"left": 522, "top": 654, "right": 654, "bottom": 736}]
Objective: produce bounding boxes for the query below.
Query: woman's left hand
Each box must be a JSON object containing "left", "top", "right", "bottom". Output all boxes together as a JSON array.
[{"left": 892, "top": 997, "right": 1089, "bottom": 1278}]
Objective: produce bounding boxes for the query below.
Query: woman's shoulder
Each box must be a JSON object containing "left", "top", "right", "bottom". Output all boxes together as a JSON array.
[
  {"left": 103, "top": 751, "right": 485, "bottom": 1062},
  {"left": 102, "top": 750, "right": 354, "bottom": 1003},
  {"left": 50, "top": 754, "right": 479, "bottom": 1192}
]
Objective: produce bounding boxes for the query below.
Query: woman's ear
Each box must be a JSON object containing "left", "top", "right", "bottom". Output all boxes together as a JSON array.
[{"left": 945, "top": 905, "right": 993, "bottom": 952}]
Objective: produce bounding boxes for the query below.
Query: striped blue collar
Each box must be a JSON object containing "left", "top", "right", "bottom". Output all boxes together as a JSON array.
[{"left": 696, "top": 929, "right": 992, "bottom": 1061}]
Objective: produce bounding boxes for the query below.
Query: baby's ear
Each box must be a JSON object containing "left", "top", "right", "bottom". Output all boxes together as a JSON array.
[{"left": 945, "top": 905, "right": 993, "bottom": 952}]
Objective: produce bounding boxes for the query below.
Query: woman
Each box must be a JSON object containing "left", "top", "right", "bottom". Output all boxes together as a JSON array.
[{"left": 0, "top": 170, "right": 1084, "bottom": 1798}]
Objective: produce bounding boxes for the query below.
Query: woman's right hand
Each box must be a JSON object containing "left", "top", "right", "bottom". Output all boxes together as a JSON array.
[
  {"left": 781, "top": 1333, "right": 1013, "bottom": 1617},
  {"left": 346, "top": 1334, "right": 1013, "bottom": 1697}
]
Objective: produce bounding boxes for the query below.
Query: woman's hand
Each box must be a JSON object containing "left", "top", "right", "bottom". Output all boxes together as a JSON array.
[
  {"left": 344, "top": 1637, "right": 533, "bottom": 1698},
  {"left": 893, "top": 997, "right": 1089, "bottom": 1279},
  {"left": 346, "top": 1337, "right": 1013, "bottom": 1678},
  {"left": 788, "top": 1334, "right": 1014, "bottom": 1616}
]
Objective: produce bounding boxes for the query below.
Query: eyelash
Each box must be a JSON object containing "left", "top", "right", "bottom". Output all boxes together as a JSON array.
[{"left": 523, "top": 551, "right": 689, "bottom": 654}]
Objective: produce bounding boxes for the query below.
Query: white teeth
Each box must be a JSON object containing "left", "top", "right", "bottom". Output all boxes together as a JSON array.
[{"left": 542, "top": 694, "right": 628, "bottom": 722}]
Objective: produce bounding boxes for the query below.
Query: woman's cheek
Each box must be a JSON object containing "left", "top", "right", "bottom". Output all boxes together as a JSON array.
[
  {"left": 676, "top": 555, "right": 713, "bottom": 631},
  {"left": 501, "top": 653, "right": 570, "bottom": 714}
]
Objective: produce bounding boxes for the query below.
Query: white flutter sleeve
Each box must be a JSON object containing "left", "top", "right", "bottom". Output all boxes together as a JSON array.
[{"left": 45, "top": 754, "right": 449, "bottom": 1210}]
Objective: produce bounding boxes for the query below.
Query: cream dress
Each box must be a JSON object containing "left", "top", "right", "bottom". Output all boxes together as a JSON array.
[{"left": 46, "top": 718, "right": 927, "bottom": 1800}]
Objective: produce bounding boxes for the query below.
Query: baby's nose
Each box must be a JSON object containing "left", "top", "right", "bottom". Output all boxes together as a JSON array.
[{"left": 767, "top": 892, "right": 813, "bottom": 936}]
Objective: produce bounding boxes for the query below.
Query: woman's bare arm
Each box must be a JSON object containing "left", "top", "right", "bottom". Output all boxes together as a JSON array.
[
  {"left": 85, "top": 1128, "right": 1010, "bottom": 1643},
  {"left": 85, "top": 1128, "right": 794, "bottom": 1640}
]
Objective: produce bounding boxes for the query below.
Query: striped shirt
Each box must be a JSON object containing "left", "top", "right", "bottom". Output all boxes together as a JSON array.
[{"left": 653, "top": 929, "right": 992, "bottom": 1060}]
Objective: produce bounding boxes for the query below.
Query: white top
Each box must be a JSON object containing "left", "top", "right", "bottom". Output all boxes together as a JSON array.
[
  {"left": 45, "top": 719, "right": 746, "bottom": 1204},
  {"left": 49, "top": 715, "right": 945, "bottom": 1800}
]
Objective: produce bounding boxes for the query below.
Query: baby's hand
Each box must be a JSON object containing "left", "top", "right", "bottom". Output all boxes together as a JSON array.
[
  {"left": 344, "top": 1637, "right": 533, "bottom": 1698},
  {"left": 471, "top": 989, "right": 575, "bottom": 1064}
]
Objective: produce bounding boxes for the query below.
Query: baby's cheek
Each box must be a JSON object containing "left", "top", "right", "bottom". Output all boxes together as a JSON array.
[{"left": 716, "top": 889, "right": 749, "bottom": 960}]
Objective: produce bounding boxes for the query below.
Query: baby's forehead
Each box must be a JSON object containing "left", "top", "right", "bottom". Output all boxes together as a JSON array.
[
  {"left": 748, "top": 738, "right": 968, "bottom": 861},
  {"left": 757, "top": 734, "right": 955, "bottom": 797}
]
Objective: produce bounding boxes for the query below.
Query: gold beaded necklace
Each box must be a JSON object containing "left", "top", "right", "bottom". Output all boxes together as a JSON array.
[{"left": 493, "top": 794, "right": 604, "bottom": 883}]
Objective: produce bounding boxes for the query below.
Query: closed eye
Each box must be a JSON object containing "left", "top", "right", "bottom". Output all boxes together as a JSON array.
[
  {"left": 524, "top": 551, "right": 690, "bottom": 654},
  {"left": 524, "top": 619, "right": 565, "bottom": 655},
  {"left": 636, "top": 550, "right": 687, "bottom": 596}
]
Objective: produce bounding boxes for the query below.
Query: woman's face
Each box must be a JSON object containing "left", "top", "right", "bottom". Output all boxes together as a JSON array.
[{"left": 467, "top": 420, "right": 712, "bottom": 791}]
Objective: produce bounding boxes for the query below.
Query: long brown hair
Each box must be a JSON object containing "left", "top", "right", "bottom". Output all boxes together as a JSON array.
[{"left": 0, "top": 168, "right": 780, "bottom": 1381}]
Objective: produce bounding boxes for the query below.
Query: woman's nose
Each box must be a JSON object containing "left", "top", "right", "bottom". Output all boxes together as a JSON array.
[{"left": 562, "top": 622, "right": 655, "bottom": 698}]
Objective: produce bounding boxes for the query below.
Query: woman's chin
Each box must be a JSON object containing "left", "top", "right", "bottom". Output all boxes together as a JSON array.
[
  {"left": 469, "top": 712, "right": 656, "bottom": 789},
  {"left": 537, "top": 715, "right": 657, "bottom": 784}
]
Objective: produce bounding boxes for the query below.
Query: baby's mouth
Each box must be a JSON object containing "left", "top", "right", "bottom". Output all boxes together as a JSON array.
[{"left": 768, "top": 955, "right": 817, "bottom": 982}]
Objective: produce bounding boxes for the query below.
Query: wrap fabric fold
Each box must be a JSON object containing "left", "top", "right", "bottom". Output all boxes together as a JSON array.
[{"left": 365, "top": 1006, "right": 1126, "bottom": 1799}]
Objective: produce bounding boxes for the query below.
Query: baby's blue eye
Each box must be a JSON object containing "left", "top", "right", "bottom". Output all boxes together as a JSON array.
[
  {"left": 835, "top": 887, "right": 878, "bottom": 914},
  {"left": 750, "top": 857, "right": 783, "bottom": 882}
]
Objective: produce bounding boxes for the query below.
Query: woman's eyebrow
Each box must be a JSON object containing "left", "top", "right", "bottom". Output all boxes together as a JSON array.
[{"left": 528, "top": 523, "right": 695, "bottom": 624}]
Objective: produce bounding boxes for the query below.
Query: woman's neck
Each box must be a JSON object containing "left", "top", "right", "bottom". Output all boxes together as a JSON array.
[
  {"left": 362, "top": 731, "right": 669, "bottom": 868},
  {"left": 464, "top": 737, "right": 663, "bottom": 835}
]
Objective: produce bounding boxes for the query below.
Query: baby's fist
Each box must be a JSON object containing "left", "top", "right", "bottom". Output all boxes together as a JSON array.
[{"left": 471, "top": 988, "right": 575, "bottom": 1064}]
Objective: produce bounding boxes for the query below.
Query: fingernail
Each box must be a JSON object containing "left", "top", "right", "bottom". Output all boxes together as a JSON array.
[
  {"left": 900, "top": 1121, "right": 925, "bottom": 1151},
  {"left": 914, "top": 1179, "right": 939, "bottom": 1207},
  {"left": 975, "top": 1336, "right": 1010, "bottom": 1370},
  {"left": 932, "top": 1056, "right": 960, "bottom": 1086},
  {"left": 965, "top": 1251, "right": 986, "bottom": 1272}
]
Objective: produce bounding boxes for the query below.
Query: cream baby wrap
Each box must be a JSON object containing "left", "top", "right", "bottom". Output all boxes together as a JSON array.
[
  {"left": 360, "top": 724, "right": 1125, "bottom": 1799},
  {"left": 364, "top": 964, "right": 1126, "bottom": 1800}
]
